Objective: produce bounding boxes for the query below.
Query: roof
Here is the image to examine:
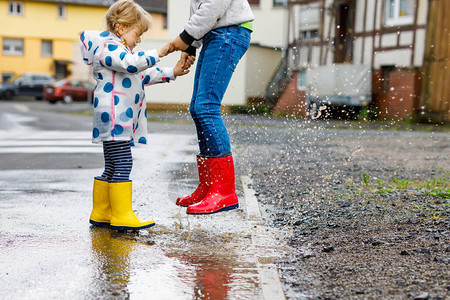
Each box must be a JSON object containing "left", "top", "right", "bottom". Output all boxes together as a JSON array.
[
  {"left": 28, "top": 0, "right": 167, "bottom": 13},
  {"left": 28, "top": 0, "right": 115, "bottom": 7}
]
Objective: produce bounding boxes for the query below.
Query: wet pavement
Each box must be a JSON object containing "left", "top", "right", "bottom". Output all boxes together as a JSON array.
[
  {"left": 0, "top": 102, "right": 286, "bottom": 299},
  {"left": 2, "top": 101, "right": 449, "bottom": 299}
]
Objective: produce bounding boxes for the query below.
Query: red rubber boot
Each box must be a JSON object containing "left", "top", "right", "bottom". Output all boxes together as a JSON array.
[
  {"left": 187, "top": 155, "right": 239, "bottom": 214},
  {"left": 176, "top": 156, "right": 209, "bottom": 207}
]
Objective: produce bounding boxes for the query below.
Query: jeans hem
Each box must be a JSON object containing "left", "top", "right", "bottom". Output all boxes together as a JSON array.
[{"left": 204, "top": 152, "right": 232, "bottom": 158}]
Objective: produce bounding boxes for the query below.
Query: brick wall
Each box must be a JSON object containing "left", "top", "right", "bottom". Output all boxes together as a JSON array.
[
  {"left": 375, "top": 70, "right": 421, "bottom": 120},
  {"left": 272, "top": 72, "right": 307, "bottom": 116}
]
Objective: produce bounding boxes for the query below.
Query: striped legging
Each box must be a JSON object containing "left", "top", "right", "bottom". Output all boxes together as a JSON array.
[{"left": 99, "top": 140, "right": 133, "bottom": 182}]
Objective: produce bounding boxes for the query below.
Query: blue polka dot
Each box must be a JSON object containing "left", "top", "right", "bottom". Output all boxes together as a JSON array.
[
  {"left": 98, "top": 73, "right": 103, "bottom": 80},
  {"left": 127, "top": 65, "right": 138, "bottom": 73},
  {"left": 150, "top": 56, "right": 156, "bottom": 65},
  {"left": 100, "top": 31, "right": 110, "bottom": 37},
  {"left": 138, "top": 137, "right": 147, "bottom": 144},
  {"left": 88, "top": 41, "right": 92, "bottom": 51},
  {"left": 138, "top": 110, "right": 141, "bottom": 119},
  {"left": 108, "top": 44, "right": 118, "bottom": 51},
  {"left": 126, "top": 107, "right": 133, "bottom": 118},
  {"left": 143, "top": 75, "right": 150, "bottom": 84},
  {"left": 105, "top": 56, "right": 112, "bottom": 66},
  {"left": 114, "top": 125, "right": 124, "bottom": 135},
  {"left": 135, "top": 123, "right": 139, "bottom": 130},
  {"left": 122, "top": 78, "right": 131, "bottom": 88},
  {"left": 93, "top": 46, "right": 99, "bottom": 55},
  {"left": 135, "top": 94, "right": 140, "bottom": 104},
  {"left": 101, "top": 112, "right": 109, "bottom": 123},
  {"left": 145, "top": 109, "right": 147, "bottom": 118},
  {"left": 114, "top": 95, "right": 120, "bottom": 105},
  {"left": 146, "top": 58, "right": 150, "bottom": 65},
  {"left": 93, "top": 128, "right": 99, "bottom": 138},
  {"left": 119, "top": 52, "right": 126, "bottom": 60},
  {"left": 119, "top": 112, "right": 130, "bottom": 122},
  {"left": 94, "top": 97, "right": 99, "bottom": 108},
  {"left": 81, "top": 31, "right": 85, "bottom": 41},
  {"left": 103, "top": 83, "right": 113, "bottom": 93},
  {"left": 138, "top": 51, "right": 144, "bottom": 56}
]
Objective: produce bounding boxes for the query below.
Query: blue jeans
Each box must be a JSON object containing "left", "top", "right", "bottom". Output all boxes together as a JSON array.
[{"left": 190, "top": 26, "right": 251, "bottom": 157}]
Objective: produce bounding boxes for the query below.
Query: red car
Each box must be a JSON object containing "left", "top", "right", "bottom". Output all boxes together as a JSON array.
[{"left": 44, "top": 78, "right": 95, "bottom": 104}]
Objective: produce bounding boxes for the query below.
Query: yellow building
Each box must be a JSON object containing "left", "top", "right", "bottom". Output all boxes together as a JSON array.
[{"left": 0, "top": 0, "right": 168, "bottom": 83}]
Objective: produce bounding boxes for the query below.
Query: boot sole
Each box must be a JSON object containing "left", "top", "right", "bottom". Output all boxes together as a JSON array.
[
  {"left": 89, "top": 219, "right": 110, "bottom": 227},
  {"left": 187, "top": 203, "right": 239, "bottom": 215},
  {"left": 110, "top": 222, "right": 155, "bottom": 231},
  {"left": 176, "top": 202, "right": 201, "bottom": 207}
]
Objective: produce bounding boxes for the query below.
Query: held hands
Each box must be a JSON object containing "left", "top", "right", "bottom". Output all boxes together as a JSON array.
[
  {"left": 157, "top": 43, "right": 170, "bottom": 58},
  {"left": 158, "top": 36, "right": 195, "bottom": 77},
  {"left": 168, "top": 36, "right": 189, "bottom": 53},
  {"left": 159, "top": 36, "right": 189, "bottom": 57},
  {"left": 173, "top": 52, "right": 196, "bottom": 77}
]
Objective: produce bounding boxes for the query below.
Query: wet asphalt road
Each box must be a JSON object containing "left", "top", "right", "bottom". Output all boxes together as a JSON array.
[
  {"left": 1, "top": 100, "right": 449, "bottom": 299},
  {"left": 0, "top": 101, "right": 284, "bottom": 299}
]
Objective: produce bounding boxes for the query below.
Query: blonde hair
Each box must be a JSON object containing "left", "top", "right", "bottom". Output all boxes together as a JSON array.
[{"left": 105, "top": 0, "right": 153, "bottom": 36}]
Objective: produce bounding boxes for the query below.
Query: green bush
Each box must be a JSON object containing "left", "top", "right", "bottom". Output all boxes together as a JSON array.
[{"left": 229, "top": 104, "right": 271, "bottom": 116}]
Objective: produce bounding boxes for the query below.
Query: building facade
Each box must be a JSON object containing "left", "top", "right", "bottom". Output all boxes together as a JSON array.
[
  {"left": 273, "top": 0, "right": 448, "bottom": 121},
  {"left": 142, "top": 0, "right": 288, "bottom": 106},
  {"left": 0, "top": 0, "right": 167, "bottom": 83}
]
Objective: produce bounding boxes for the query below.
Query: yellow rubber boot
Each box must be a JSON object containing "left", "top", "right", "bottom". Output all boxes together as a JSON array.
[
  {"left": 89, "top": 178, "right": 111, "bottom": 226},
  {"left": 109, "top": 181, "right": 155, "bottom": 231}
]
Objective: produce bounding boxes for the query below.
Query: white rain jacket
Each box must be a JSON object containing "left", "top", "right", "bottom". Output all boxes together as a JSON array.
[{"left": 80, "top": 30, "right": 175, "bottom": 145}]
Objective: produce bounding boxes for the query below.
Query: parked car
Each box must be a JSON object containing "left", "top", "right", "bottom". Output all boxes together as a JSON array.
[
  {"left": 44, "top": 78, "right": 95, "bottom": 104},
  {"left": 0, "top": 72, "right": 54, "bottom": 100}
]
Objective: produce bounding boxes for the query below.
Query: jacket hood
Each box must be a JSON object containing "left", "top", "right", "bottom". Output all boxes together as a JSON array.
[{"left": 80, "top": 30, "right": 120, "bottom": 65}]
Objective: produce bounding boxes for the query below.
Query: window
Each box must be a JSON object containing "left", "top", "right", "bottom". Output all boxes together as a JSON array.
[
  {"left": 3, "top": 38, "right": 24, "bottom": 56},
  {"left": 385, "top": 0, "right": 414, "bottom": 26},
  {"left": 298, "top": 5, "right": 320, "bottom": 40},
  {"left": 58, "top": 4, "right": 66, "bottom": 19},
  {"left": 41, "top": 40, "right": 53, "bottom": 57},
  {"left": 301, "top": 29, "right": 319, "bottom": 40},
  {"left": 297, "top": 69, "right": 307, "bottom": 90},
  {"left": 2, "top": 73, "right": 15, "bottom": 83},
  {"left": 273, "top": 0, "right": 287, "bottom": 7},
  {"left": 8, "top": 1, "right": 23, "bottom": 16}
]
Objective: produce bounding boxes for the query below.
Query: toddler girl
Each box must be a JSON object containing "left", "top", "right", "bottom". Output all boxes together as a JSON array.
[{"left": 80, "top": 0, "right": 190, "bottom": 230}]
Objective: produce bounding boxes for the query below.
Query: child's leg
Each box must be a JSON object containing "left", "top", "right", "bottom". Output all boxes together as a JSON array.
[
  {"left": 104, "top": 140, "right": 154, "bottom": 230},
  {"left": 99, "top": 142, "right": 115, "bottom": 181},
  {"left": 103, "top": 141, "right": 133, "bottom": 182},
  {"left": 90, "top": 141, "right": 115, "bottom": 226}
]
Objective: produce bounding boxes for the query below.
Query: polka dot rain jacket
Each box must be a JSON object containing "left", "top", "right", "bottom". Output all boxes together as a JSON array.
[{"left": 80, "top": 30, "right": 175, "bottom": 145}]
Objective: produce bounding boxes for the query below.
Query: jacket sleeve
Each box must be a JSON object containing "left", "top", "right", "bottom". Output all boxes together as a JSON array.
[
  {"left": 181, "top": 0, "right": 233, "bottom": 44},
  {"left": 99, "top": 41, "right": 160, "bottom": 74},
  {"left": 141, "top": 67, "right": 176, "bottom": 86}
]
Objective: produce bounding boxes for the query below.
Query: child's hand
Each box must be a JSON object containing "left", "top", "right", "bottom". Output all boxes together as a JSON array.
[
  {"left": 169, "top": 36, "right": 189, "bottom": 52},
  {"left": 181, "top": 53, "right": 196, "bottom": 69},
  {"left": 157, "top": 43, "right": 171, "bottom": 58},
  {"left": 173, "top": 59, "right": 190, "bottom": 77}
]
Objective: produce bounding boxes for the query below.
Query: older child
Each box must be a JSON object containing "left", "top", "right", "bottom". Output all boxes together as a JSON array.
[
  {"left": 169, "top": 1, "right": 254, "bottom": 215},
  {"left": 80, "top": 0, "right": 190, "bottom": 230}
]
